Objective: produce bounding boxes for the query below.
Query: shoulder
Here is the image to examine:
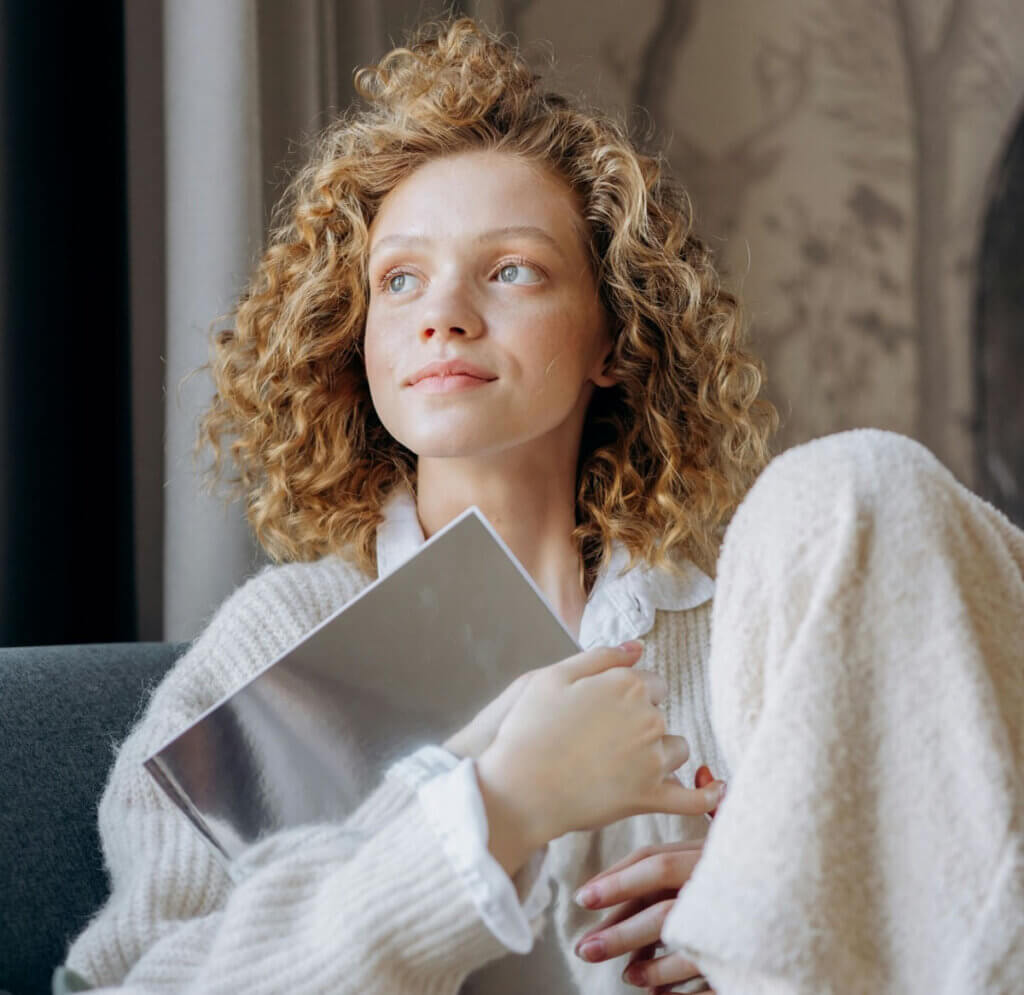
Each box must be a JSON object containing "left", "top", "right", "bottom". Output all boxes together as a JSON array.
[
  {"left": 125, "top": 554, "right": 377, "bottom": 762},
  {"left": 211, "top": 553, "right": 376, "bottom": 636}
]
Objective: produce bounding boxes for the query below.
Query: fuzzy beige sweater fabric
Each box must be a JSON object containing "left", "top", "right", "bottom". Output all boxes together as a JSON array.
[
  {"left": 64, "top": 549, "right": 724, "bottom": 993},
  {"left": 663, "top": 430, "right": 1024, "bottom": 994}
]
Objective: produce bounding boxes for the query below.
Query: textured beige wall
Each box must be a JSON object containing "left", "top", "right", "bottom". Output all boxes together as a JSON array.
[{"left": 473, "top": 0, "right": 1024, "bottom": 485}]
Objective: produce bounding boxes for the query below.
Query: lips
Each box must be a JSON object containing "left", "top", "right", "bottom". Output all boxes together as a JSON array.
[{"left": 406, "top": 359, "right": 497, "bottom": 386}]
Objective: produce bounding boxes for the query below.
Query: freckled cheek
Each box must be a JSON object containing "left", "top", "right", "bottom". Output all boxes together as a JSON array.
[
  {"left": 362, "top": 324, "right": 398, "bottom": 393},
  {"left": 522, "top": 317, "right": 591, "bottom": 389}
]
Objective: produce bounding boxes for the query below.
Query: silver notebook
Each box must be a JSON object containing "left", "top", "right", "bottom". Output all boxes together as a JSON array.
[
  {"left": 145, "top": 507, "right": 583, "bottom": 863},
  {"left": 145, "top": 507, "right": 589, "bottom": 991}
]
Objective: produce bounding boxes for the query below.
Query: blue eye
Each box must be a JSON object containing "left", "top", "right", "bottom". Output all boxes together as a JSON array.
[
  {"left": 497, "top": 263, "right": 541, "bottom": 285},
  {"left": 384, "top": 272, "right": 421, "bottom": 294}
]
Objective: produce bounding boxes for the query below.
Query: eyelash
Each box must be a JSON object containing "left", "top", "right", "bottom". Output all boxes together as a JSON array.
[{"left": 376, "top": 255, "right": 540, "bottom": 293}]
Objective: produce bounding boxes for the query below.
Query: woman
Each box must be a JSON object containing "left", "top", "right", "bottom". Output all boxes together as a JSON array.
[
  {"left": 62, "top": 16, "right": 750, "bottom": 993},
  {"left": 60, "top": 14, "right": 1023, "bottom": 995}
]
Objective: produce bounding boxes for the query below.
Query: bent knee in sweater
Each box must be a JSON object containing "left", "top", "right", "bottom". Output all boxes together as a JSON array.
[{"left": 730, "top": 429, "right": 964, "bottom": 547}]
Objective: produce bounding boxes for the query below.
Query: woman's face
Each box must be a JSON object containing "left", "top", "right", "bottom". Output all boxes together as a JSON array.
[{"left": 363, "top": 149, "right": 615, "bottom": 461}]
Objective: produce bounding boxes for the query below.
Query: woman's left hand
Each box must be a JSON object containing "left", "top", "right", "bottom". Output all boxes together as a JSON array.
[{"left": 572, "top": 838, "right": 715, "bottom": 993}]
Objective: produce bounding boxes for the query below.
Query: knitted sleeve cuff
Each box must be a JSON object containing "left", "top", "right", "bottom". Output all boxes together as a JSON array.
[{"left": 232, "top": 744, "right": 462, "bottom": 881}]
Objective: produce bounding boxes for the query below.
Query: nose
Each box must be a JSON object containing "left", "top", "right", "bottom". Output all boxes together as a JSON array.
[{"left": 418, "top": 282, "right": 484, "bottom": 341}]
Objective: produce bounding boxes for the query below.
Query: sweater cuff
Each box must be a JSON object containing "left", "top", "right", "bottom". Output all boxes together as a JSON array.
[
  {"left": 418, "top": 757, "right": 552, "bottom": 954},
  {"left": 231, "top": 745, "right": 461, "bottom": 883},
  {"left": 341, "top": 793, "right": 517, "bottom": 987},
  {"left": 386, "top": 743, "right": 460, "bottom": 790}
]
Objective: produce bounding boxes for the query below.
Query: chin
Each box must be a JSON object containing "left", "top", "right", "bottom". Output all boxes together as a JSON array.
[
  {"left": 408, "top": 438, "right": 501, "bottom": 459},
  {"left": 394, "top": 420, "right": 518, "bottom": 458},
  {"left": 380, "top": 406, "right": 494, "bottom": 452}
]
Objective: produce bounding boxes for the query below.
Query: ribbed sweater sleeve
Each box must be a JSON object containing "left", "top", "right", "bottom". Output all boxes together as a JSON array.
[{"left": 63, "top": 558, "right": 516, "bottom": 994}]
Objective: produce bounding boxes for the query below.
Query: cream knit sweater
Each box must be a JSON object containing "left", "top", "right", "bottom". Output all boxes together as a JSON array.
[
  {"left": 665, "top": 430, "right": 1024, "bottom": 994},
  {"left": 66, "top": 429, "right": 1023, "bottom": 993},
  {"left": 65, "top": 554, "right": 725, "bottom": 994}
]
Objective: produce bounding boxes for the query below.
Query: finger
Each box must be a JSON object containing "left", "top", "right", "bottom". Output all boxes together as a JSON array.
[
  {"left": 648, "top": 977, "right": 714, "bottom": 994},
  {"left": 633, "top": 950, "right": 708, "bottom": 989},
  {"left": 676, "top": 980, "right": 714, "bottom": 995},
  {"left": 576, "top": 895, "right": 653, "bottom": 945},
  {"left": 647, "top": 987, "right": 713, "bottom": 995},
  {"left": 627, "top": 941, "right": 659, "bottom": 968},
  {"left": 660, "top": 734, "right": 690, "bottom": 773},
  {"left": 649, "top": 984, "right": 713, "bottom": 995},
  {"left": 646, "top": 777, "right": 726, "bottom": 819},
  {"left": 573, "top": 898, "right": 676, "bottom": 962},
  {"left": 578, "top": 839, "right": 705, "bottom": 894},
  {"left": 650, "top": 969, "right": 714, "bottom": 994},
  {"left": 557, "top": 640, "right": 644, "bottom": 681},
  {"left": 576, "top": 850, "right": 699, "bottom": 909},
  {"left": 622, "top": 941, "right": 660, "bottom": 986}
]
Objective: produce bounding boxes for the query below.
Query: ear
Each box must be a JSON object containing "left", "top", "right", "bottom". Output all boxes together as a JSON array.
[{"left": 589, "top": 343, "right": 618, "bottom": 389}]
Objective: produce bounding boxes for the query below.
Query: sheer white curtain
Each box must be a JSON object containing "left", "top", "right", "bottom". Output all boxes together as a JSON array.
[
  {"left": 154, "top": 1, "right": 532, "bottom": 641},
  {"left": 160, "top": 0, "right": 424, "bottom": 642},
  {"left": 163, "top": 0, "right": 267, "bottom": 642}
]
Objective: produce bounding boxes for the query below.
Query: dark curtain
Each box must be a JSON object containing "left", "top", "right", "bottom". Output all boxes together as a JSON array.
[{"left": 1, "top": 1, "right": 137, "bottom": 646}]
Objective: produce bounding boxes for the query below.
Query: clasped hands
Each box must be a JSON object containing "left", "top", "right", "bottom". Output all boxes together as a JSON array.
[
  {"left": 571, "top": 784, "right": 719, "bottom": 993},
  {"left": 444, "top": 642, "right": 725, "bottom": 994}
]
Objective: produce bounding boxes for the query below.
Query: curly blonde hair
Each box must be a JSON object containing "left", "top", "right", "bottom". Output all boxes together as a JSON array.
[{"left": 193, "top": 15, "right": 777, "bottom": 591}]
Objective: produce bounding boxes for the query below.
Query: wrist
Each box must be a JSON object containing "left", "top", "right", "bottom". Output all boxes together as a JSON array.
[{"left": 475, "top": 748, "right": 549, "bottom": 879}]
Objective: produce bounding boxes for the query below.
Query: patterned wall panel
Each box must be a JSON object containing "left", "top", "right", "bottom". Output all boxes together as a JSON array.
[{"left": 473, "top": 0, "right": 1024, "bottom": 494}]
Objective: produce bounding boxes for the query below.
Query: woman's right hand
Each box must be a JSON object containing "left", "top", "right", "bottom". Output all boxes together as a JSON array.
[{"left": 475, "top": 641, "right": 726, "bottom": 876}]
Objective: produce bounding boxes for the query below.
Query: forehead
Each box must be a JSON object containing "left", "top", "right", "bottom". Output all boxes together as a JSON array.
[{"left": 368, "top": 150, "right": 588, "bottom": 252}]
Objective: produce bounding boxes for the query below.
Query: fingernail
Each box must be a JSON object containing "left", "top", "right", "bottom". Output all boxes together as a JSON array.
[
  {"left": 618, "top": 639, "right": 644, "bottom": 654},
  {"left": 576, "top": 938, "right": 605, "bottom": 961},
  {"left": 704, "top": 780, "right": 726, "bottom": 806},
  {"left": 574, "top": 885, "right": 598, "bottom": 908}
]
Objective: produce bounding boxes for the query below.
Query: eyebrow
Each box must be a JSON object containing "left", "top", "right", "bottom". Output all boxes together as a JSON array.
[{"left": 368, "top": 225, "right": 567, "bottom": 262}]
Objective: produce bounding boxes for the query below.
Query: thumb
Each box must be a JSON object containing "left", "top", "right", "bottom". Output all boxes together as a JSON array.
[
  {"left": 647, "top": 776, "right": 727, "bottom": 819},
  {"left": 557, "top": 640, "right": 645, "bottom": 682}
]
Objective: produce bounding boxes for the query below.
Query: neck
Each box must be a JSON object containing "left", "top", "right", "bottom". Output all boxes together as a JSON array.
[{"left": 415, "top": 446, "right": 588, "bottom": 640}]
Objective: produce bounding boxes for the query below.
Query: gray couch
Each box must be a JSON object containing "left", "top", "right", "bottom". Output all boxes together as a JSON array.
[{"left": 0, "top": 642, "right": 188, "bottom": 995}]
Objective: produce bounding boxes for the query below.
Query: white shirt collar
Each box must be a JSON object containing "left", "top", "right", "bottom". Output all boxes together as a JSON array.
[{"left": 375, "top": 487, "right": 714, "bottom": 650}]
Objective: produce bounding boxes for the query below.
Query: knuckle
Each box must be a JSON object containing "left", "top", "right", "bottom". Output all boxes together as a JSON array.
[
  {"left": 652, "top": 852, "right": 679, "bottom": 879},
  {"left": 648, "top": 672, "right": 668, "bottom": 695},
  {"left": 641, "top": 710, "right": 666, "bottom": 740},
  {"left": 645, "top": 955, "right": 673, "bottom": 985},
  {"left": 599, "top": 672, "right": 632, "bottom": 699},
  {"left": 612, "top": 667, "right": 639, "bottom": 690}
]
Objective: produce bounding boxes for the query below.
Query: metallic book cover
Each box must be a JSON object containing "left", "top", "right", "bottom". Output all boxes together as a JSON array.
[{"left": 144, "top": 507, "right": 587, "bottom": 992}]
